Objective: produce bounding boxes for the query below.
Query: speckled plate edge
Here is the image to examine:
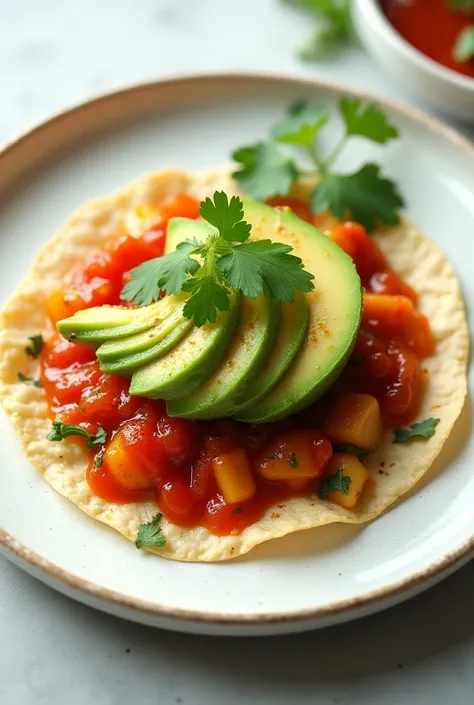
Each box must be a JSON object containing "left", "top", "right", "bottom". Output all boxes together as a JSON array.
[{"left": 0, "top": 71, "right": 473, "bottom": 635}]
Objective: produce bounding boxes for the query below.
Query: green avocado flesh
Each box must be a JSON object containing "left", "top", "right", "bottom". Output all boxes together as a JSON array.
[
  {"left": 129, "top": 292, "right": 241, "bottom": 400},
  {"left": 234, "top": 200, "right": 362, "bottom": 423},
  {"left": 57, "top": 298, "right": 174, "bottom": 346},
  {"left": 231, "top": 291, "right": 309, "bottom": 416},
  {"left": 167, "top": 296, "right": 280, "bottom": 419},
  {"left": 56, "top": 198, "right": 361, "bottom": 422}
]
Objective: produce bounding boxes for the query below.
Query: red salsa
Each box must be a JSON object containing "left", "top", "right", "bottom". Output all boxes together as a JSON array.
[
  {"left": 40, "top": 195, "right": 435, "bottom": 536},
  {"left": 381, "top": 0, "right": 474, "bottom": 79}
]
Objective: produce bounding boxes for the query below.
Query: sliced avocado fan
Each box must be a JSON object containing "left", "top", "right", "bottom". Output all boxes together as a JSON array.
[{"left": 167, "top": 295, "right": 280, "bottom": 419}]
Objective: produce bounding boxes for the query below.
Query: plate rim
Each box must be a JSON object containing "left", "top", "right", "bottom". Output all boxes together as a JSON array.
[{"left": 1, "top": 69, "right": 473, "bottom": 628}]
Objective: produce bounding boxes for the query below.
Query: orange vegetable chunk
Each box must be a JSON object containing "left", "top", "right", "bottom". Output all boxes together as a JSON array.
[
  {"left": 323, "top": 393, "right": 383, "bottom": 451},
  {"left": 323, "top": 452, "right": 370, "bottom": 509},
  {"left": 212, "top": 449, "right": 256, "bottom": 505}
]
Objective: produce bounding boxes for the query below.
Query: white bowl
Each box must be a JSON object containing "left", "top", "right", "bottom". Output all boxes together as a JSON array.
[{"left": 353, "top": 0, "right": 474, "bottom": 122}]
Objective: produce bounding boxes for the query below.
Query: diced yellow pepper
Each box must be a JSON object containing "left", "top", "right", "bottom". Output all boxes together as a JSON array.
[
  {"left": 212, "top": 449, "right": 256, "bottom": 505},
  {"left": 105, "top": 432, "right": 154, "bottom": 491},
  {"left": 323, "top": 393, "right": 383, "bottom": 451},
  {"left": 323, "top": 452, "right": 370, "bottom": 509},
  {"left": 123, "top": 205, "right": 161, "bottom": 237}
]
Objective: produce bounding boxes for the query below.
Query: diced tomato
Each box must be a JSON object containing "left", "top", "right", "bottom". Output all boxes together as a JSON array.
[
  {"left": 368, "top": 270, "right": 417, "bottom": 302},
  {"left": 202, "top": 420, "right": 239, "bottom": 457},
  {"left": 157, "top": 415, "right": 195, "bottom": 464},
  {"left": 159, "top": 477, "right": 200, "bottom": 526},
  {"left": 79, "top": 374, "right": 142, "bottom": 427},
  {"left": 159, "top": 194, "right": 201, "bottom": 222},
  {"left": 141, "top": 226, "right": 166, "bottom": 255},
  {"left": 42, "top": 333, "right": 96, "bottom": 369},
  {"left": 42, "top": 361, "right": 102, "bottom": 406},
  {"left": 190, "top": 453, "right": 214, "bottom": 501},
  {"left": 362, "top": 293, "right": 435, "bottom": 358},
  {"left": 329, "top": 222, "right": 388, "bottom": 283}
]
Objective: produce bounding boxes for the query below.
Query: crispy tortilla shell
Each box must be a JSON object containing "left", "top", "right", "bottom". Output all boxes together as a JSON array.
[{"left": 0, "top": 168, "right": 468, "bottom": 561}]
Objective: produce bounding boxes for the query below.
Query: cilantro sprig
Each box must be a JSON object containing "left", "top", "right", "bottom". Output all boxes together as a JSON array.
[
  {"left": 283, "top": 0, "right": 353, "bottom": 60},
  {"left": 319, "top": 468, "right": 351, "bottom": 498},
  {"left": 17, "top": 372, "right": 42, "bottom": 388},
  {"left": 393, "top": 418, "right": 440, "bottom": 444},
  {"left": 25, "top": 334, "right": 44, "bottom": 359},
  {"left": 232, "top": 98, "right": 404, "bottom": 231},
  {"left": 135, "top": 513, "right": 167, "bottom": 549},
  {"left": 122, "top": 192, "right": 314, "bottom": 326},
  {"left": 47, "top": 420, "right": 107, "bottom": 449}
]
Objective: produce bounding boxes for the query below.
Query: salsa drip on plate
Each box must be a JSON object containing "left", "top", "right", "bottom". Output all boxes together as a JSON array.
[{"left": 40, "top": 194, "right": 434, "bottom": 537}]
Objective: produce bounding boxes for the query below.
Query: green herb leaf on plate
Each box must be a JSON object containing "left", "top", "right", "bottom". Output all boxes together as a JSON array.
[
  {"left": 231, "top": 142, "right": 299, "bottom": 200},
  {"left": 47, "top": 420, "right": 107, "bottom": 449},
  {"left": 17, "top": 372, "right": 43, "bottom": 388},
  {"left": 310, "top": 163, "right": 404, "bottom": 232},
  {"left": 136, "top": 512, "right": 167, "bottom": 549},
  {"left": 25, "top": 334, "right": 44, "bottom": 359},
  {"left": 319, "top": 468, "right": 351, "bottom": 498},
  {"left": 272, "top": 101, "right": 328, "bottom": 146},
  {"left": 339, "top": 97, "right": 399, "bottom": 144},
  {"left": 393, "top": 418, "right": 440, "bottom": 444}
]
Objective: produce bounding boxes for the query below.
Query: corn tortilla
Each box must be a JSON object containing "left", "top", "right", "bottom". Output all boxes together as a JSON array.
[{"left": 0, "top": 168, "right": 468, "bottom": 561}]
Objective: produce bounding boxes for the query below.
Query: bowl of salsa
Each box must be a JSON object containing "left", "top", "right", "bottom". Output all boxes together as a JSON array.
[{"left": 353, "top": 0, "right": 474, "bottom": 121}]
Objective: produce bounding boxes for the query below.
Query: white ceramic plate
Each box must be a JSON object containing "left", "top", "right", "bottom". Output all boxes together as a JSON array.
[{"left": 0, "top": 73, "right": 473, "bottom": 636}]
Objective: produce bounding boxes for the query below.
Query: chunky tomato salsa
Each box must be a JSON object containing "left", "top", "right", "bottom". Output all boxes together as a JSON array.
[{"left": 40, "top": 194, "right": 434, "bottom": 536}]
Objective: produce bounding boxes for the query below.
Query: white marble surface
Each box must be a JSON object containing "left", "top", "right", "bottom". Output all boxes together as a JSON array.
[{"left": 1, "top": 1, "right": 473, "bottom": 703}]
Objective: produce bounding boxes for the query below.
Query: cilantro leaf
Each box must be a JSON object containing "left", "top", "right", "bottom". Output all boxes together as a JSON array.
[
  {"left": 311, "top": 163, "right": 404, "bottom": 232},
  {"left": 339, "top": 98, "right": 399, "bottom": 144},
  {"left": 333, "top": 444, "right": 369, "bottom": 457},
  {"left": 122, "top": 191, "right": 314, "bottom": 327},
  {"left": 200, "top": 192, "right": 251, "bottom": 243},
  {"left": 218, "top": 240, "right": 314, "bottom": 301},
  {"left": 182, "top": 275, "right": 231, "bottom": 327},
  {"left": 17, "top": 372, "right": 43, "bottom": 388},
  {"left": 453, "top": 26, "right": 474, "bottom": 63},
  {"left": 47, "top": 420, "right": 107, "bottom": 449},
  {"left": 288, "top": 452, "right": 299, "bottom": 468},
  {"left": 272, "top": 101, "right": 328, "bottom": 146},
  {"left": 136, "top": 512, "right": 167, "bottom": 549},
  {"left": 121, "top": 240, "right": 199, "bottom": 306},
  {"left": 25, "top": 334, "right": 44, "bottom": 358},
  {"left": 284, "top": 0, "right": 352, "bottom": 60},
  {"left": 394, "top": 418, "right": 440, "bottom": 444},
  {"left": 319, "top": 468, "right": 351, "bottom": 498},
  {"left": 94, "top": 452, "right": 104, "bottom": 468},
  {"left": 232, "top": 142, "right": 299, "bottom": 200}
]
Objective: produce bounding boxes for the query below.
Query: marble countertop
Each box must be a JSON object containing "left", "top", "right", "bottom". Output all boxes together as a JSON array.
[{"left": 1, "top": 1, "right": 473, "bottom": 703}]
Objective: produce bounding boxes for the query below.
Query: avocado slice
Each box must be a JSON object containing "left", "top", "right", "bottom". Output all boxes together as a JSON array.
[
  {"left": 129, "top": 292, "right": 241, "bottom": 400},
  {"left": 231, "top": 291, "right": 309, "bottom": 415},
  {"left": 97, "top": 295, "right": 190, "bottom": 362},
  {"left": 57, "top": 297, "right": 175, "bottom": 346},
  {"left": 167, "top": 295, "right": 280, "bottom": 419},
  {"left": 234, "top": 200, "right": 362, "bottom": 423},
  {"left": 99, "top": 315, "right": 193, "bottom": 375}
]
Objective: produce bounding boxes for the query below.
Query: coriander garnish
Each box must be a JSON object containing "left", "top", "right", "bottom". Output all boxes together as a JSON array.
[
  {"left": 288, "top": 452, "right": 299, "bottom": 468},
  {"left": 319, "top": 468, "right": 351, "bottom": 498},
  {"left": 122, "top": 191, "right": 314, "bottom": 326},
  {"left": 136, "top": 513, "right": 167, "bottom": 549},
  {"left": 47, "top": 420, "right": 107, "bottom": 449},
  {"left": 232, "top": 98, "right": 403, "bottom": 231},
  {"left": 25, "top": 334, "right": 44, "bottom": 359},
  {"left": 393, "top": 418, "right": 440, "bottom": 444},
  {"left": 17, "top": 372, "right": 42, "bottom": 388}
]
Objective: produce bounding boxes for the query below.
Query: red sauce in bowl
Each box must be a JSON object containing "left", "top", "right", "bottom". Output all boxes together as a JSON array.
[{"left": 381, "top": 0, "right": 474, "bottom": 79}]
